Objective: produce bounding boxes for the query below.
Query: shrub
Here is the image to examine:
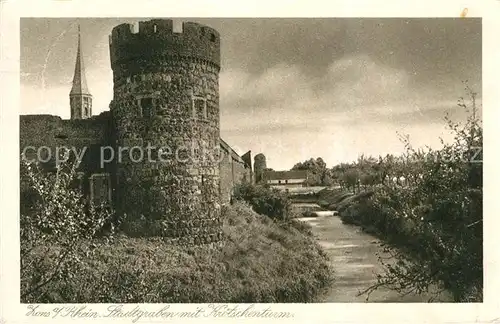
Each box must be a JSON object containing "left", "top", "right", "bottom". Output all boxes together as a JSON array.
[
  {"left": 20, "top": 157, "right": 115, "bottom": 303},
  {"left": 317, "top": 200, "right": 330, "bottom": 208},
  {"left": 20, "top": 153, "right": 332, "bottom": 303},
  {"left": 232, "top": 183, "right": 291, "bottom": 221},
  {"left": 286, "top": 219, "right": 314, "bottom": 236},
  {"left": 338, "top": 84, "right": 482, "bottom": 302},
  {"left": 21, "top": 202, "right": 333, "bottom": 303}
]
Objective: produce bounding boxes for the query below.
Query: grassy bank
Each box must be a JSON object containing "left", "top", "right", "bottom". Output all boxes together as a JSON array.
[{"left": 22, "top": 201, "right": 333, "bottom": 303}]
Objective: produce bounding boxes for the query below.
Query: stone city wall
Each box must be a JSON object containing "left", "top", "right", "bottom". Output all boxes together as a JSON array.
[{"left": 109, "top": 19, "right": 223, "bottom": 244}]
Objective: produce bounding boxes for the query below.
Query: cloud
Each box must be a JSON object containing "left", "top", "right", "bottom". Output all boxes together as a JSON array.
[
  {"left": 19, "top": 18, "right": 481, "bottom": 171},
  {"left": 218, "top": 54, "right": 478, "bottom": 169},
  {"left": 221, "top": 54, "right": 412, "bottom": 116},
  {"left": 21, "top": 50, "right": 478, "bottom": 170},
  {"left": 323, "top": 54, "right": 410, "bottom": 108},
  {"left": 21, "top": 67, "right": 113, "bottom": 118},
  {"left": 220, "top": 54, "right": 464, "bottom": 134},
  {"left": 220, "top": 63, "right": 314, "bottom": 112}
]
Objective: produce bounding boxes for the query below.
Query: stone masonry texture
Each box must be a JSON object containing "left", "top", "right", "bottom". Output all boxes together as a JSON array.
[
  {"left": 109, "top": 19, "right": 223, "bottom": 244},
  {"left": 19, "top": 19, "right": 252, "bottom": 246},
  {"left": 254, "top": 153, "right": 267, "bottom": 184}
]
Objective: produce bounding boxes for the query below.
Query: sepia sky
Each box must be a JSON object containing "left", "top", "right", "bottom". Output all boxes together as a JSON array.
[{"left": 20, "top": 18, "right": 482, "bottom": 169}]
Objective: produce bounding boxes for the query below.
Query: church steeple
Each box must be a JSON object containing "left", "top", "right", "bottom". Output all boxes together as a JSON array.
[{"left": 70, "top": 25, "right": 92, "bottom": 120}]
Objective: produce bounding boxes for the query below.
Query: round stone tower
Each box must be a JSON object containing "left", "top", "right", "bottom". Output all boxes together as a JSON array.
[
  {"left": 109, "top": 19, "right": 222, "bottom": 244},
  {"left": 254, "top": 153, "right": 267, "bottom": 184}
]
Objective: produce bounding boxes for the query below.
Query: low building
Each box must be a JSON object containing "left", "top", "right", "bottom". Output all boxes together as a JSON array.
[{"left": 262, "top": 170, "right": 309, "bottom": 189}]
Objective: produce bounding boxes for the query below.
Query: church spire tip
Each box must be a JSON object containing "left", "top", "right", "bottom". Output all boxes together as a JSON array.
[{"left": 70, "top": 23, "right": 92, "bottom": 120}]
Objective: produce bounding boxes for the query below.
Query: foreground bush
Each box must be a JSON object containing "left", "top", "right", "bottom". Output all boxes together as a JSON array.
[
  {"left": 232, "top": 183, "right": 292, "bottom": 220},
  {"left": 337, "top": 85, "right": 482, "bottom": 302},
  {"left": 21, "top": 201, "right": 333, "bottom": 303},
  {"left": 20, "top": 157, "right": 115, "bottom": 302}
]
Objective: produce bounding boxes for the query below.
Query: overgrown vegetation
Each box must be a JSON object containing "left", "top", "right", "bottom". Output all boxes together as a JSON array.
[
  {"left": 20, "top": 158, "right": 332, "bottom": 303},
  {"left": 332, "top": 84, "right": 482, "bottom": 302},
  {"left": 232, "top": 182, "right": 292, "bottom": 220},
  {"left": 21, "top": 201, "right": 332, "bottom": 302},
  {"left": 20, "top": 155, "right": 115, "bottom": 302},
  {"left": 292, "top": 157, "right": 334, "bottom": 186}
]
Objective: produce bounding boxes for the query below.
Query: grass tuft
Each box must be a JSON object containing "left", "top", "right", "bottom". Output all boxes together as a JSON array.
[{"left": 22, "top": 201, "right": 333, "bottom": 303}]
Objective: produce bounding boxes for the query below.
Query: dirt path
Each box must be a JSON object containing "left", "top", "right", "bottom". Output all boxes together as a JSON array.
[{"left": 299, "top": 215, "right": 453, "bottom": 302}]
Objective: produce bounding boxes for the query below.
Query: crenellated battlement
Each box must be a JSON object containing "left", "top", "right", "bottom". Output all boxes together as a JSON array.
[
  {"left": 109, "top": 19, "right": 220, "bottom": 71},
  {"left": 109, "top": 19, "right": 223, "bottom": 243}
]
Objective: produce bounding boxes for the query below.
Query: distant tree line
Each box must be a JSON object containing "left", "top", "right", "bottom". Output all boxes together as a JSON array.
[
  {"left": 291, "top": 157, "right": 334, "bottom": 186},
  {"left": 290, "top": 154, "right": 412, "bottom": 191}
]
